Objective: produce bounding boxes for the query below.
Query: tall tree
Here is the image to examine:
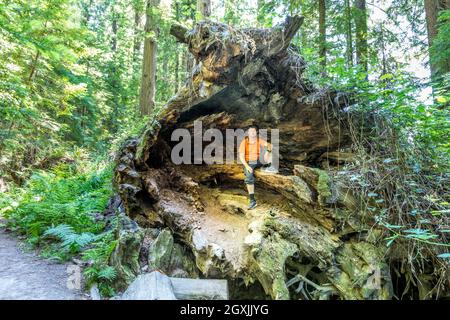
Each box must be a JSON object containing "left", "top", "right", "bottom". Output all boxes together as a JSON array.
[
  {"left": 344, "top": 0, "right": 353, "bottom": 67},
  {"left": 139, "top": 0, "right": 160, "bottom": 116},
  {"left": 197, "top": 0, "right": 211, "bottom": 19},
  {"left": 318, "top": 0, "right": 326, "bottom": 70},
  {"left": 132, "top": 0, "right": 144, "bottom": 64},
  {"left": 174, "top": 0, "right": 181, "bottom": 93},
  {"left": 353, "top": 0, "right": 368, "bottom": 73},
  {"left": 424, "top": 0, "right": 450, "bottom": 80}
]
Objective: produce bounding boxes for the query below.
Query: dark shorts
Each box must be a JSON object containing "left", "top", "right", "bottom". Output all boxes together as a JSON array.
[{"left": 243, "top": 160, "right": 262, "bottom": 185}]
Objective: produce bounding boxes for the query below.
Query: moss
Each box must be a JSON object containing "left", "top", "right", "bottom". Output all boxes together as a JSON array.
[
  {"left": 109, "top": 227, "right": 144, "bottom": 292},
  {"left": 169, "top": 243, "right": 199, "bottom": 278},
  {"left": 148, "top": 228, "right": 174, "bottom": 270},
  {"left": 248, "top": 231, "right": 297, "bottom": 300},
  {"left": 135, "top": 119, "right": 161, "bottom": 163},
  {"left": 331, "top": 241, "right": 393, "bottom": 300},
  {"left": 314, "top": 168, "right": 332, "bottom": 200}
]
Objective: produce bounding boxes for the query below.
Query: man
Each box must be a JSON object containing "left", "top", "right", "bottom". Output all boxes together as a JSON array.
[{"left": 238, "top": 124, "right": 273, "bottom": 210}]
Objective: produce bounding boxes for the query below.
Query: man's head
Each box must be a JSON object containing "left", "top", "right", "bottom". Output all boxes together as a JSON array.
[{"left": 247, "top": 124, "right": 259, "bottom": 139}]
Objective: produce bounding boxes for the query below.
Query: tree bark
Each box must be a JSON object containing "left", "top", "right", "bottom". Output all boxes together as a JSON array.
[
  {"left": 132, "top": 0, "right": 143, "bottom": 64},
  {"left": 353, "top": 0, "right": 368, "bottom": 73},
  {"left": 197, "top": 0, "right": 211, "bottom": 18},
  {"left": 424, "top": 0, "right": 450, "bottom": 80},
  {"left": 174, "top": 1, "right": 180, "bottom": 93},
  {"left": 139, "top": 0, "right": 160, "bottom": 116},
  {"left": 27, "top": 51, "right": 40, "bottom": 83},
  {"left": 318, "top": 0, "right": 326, "bottom": 70},
  {"left": 111, "top": 13, "right": 118, "bottom": 52},
  {"left": 345, "top": 0, "right": 353, "bottom": 67}
]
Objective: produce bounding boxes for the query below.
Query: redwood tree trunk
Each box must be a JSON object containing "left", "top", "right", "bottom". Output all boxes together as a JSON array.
[
  {"left": 132, "top": 0, "right": 143, "bottom": 64},
  {"left": 424, "top": 0, "right": 450, "bottom": 80},
  {"left": 139, "top": 0, "right": 160, "bottom": 116},
  {"left": 318, "top": 0, "right": 326, "bottom": 70},
  {"left": 354, "top": 0, "right": 368, "bottom": 73},
  {"left": 345, "top": 0, "right": 353, "bottom": 67}
]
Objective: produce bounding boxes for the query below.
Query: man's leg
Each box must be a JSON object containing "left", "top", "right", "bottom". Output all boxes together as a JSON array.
[
  {"left": 244, "top": 165, "right": 257, "bottom": 209},
  {"left": 246, "top": 183, "right": 255, "bottom": 206}
]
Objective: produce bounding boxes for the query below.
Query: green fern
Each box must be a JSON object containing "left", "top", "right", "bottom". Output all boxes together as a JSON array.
[
  {"left": 43, "top": 224, "right": 96, "bottom": 253},
  {"left": 97, "top": 266, "right": 117, "bottom": 281}
]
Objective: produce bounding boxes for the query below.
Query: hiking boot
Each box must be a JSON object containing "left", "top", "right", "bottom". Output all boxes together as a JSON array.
[
  {"left": 261, "top": 165, "right": 278, "bottom": 174},
  {"left": 247, "top": 199, "right": 257, "bottom": 210}
]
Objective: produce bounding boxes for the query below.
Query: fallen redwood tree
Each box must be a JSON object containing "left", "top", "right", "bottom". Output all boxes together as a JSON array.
[{"left": 111, "top": 16, "right": 395, "bottom": 300}]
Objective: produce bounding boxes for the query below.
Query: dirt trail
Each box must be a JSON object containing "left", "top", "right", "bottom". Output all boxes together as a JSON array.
[{"left": 0, "top": 226, "right": 86, "bottom": 300}]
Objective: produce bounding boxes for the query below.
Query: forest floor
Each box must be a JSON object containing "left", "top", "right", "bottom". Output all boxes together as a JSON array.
[{"left": 0, "top": 222, "right": 87, "bottom": 300}]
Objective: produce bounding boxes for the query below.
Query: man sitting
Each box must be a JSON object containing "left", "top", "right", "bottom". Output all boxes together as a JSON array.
[{"left": 238, "top": 124, "right": 274, "bottom": 210}]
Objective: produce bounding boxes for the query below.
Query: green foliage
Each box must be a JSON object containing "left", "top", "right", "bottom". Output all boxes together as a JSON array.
[
  {"left": 0, "top": 0, "right": 146, "bottom": 183},
  {"left": 430, "top": 10, "right": 450, "bottom": 78},
  {"left": 0, "top": 155, "right": 119, "bottom": 296},
  {"left": 313, "top": 58, "right": 450, "bottom": 272},
  {"left": 0, "top": 157, "right": 112, "bottom": 244},
  {"left": 43, "top": 224, "right": 96, "bottom": 254},
  {"left": 82, "top": 229, "right": 119, "bottom": 297}
]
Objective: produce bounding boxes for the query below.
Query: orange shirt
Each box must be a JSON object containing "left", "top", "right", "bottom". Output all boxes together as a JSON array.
[{"left": 239, "top": 137, "right": 269, "bottom": 162}]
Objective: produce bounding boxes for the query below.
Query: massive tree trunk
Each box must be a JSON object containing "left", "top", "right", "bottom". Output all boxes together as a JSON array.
[
  {"left": 353, "top": 0, "right": 368, "bottom": 73},
  {"left": 113, "top": 16, "right": 396, "bottom": 300},
  {"left": 424, "top": 0, "right": 450, "bottom": 81},
  {"left": 139, "top": 0, "right": 160, "bottom": 116}
]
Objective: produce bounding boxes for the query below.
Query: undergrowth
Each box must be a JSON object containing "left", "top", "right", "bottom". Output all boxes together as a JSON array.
[
  {"left": 311, "top": 59, "right": 450, "bottom": 298},
  {"left": 0, "top": 153, "right": 118, "bottom": 297}
]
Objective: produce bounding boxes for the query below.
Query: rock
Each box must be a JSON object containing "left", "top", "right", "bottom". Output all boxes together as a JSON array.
[
  {"left": 120, "top": 272, "right": 177, "bottom": 300},
  {"left": 89, "top": 283, "right": 101, "bottom": 300},
  {"left": 119, "top": 271, "right": 229, "bottom": 300},
  {"left": 293, "top": 164, "right": 335, "bottom": 205},
  {"left": 170, "top": 277, "right": 229, "bottom": 300}
]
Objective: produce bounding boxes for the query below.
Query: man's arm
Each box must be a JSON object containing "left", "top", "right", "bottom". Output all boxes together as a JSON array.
[
  {"left": 260, "top": 139, "right": 272, "bottom": 152},
  {"left": 260, "top": 139, "right": 273, "bottom": 164}
]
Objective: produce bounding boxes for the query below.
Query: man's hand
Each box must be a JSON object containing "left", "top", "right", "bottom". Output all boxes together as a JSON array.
[{"left": 245, "top": 165, "right": 253, "bottom": 173}]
